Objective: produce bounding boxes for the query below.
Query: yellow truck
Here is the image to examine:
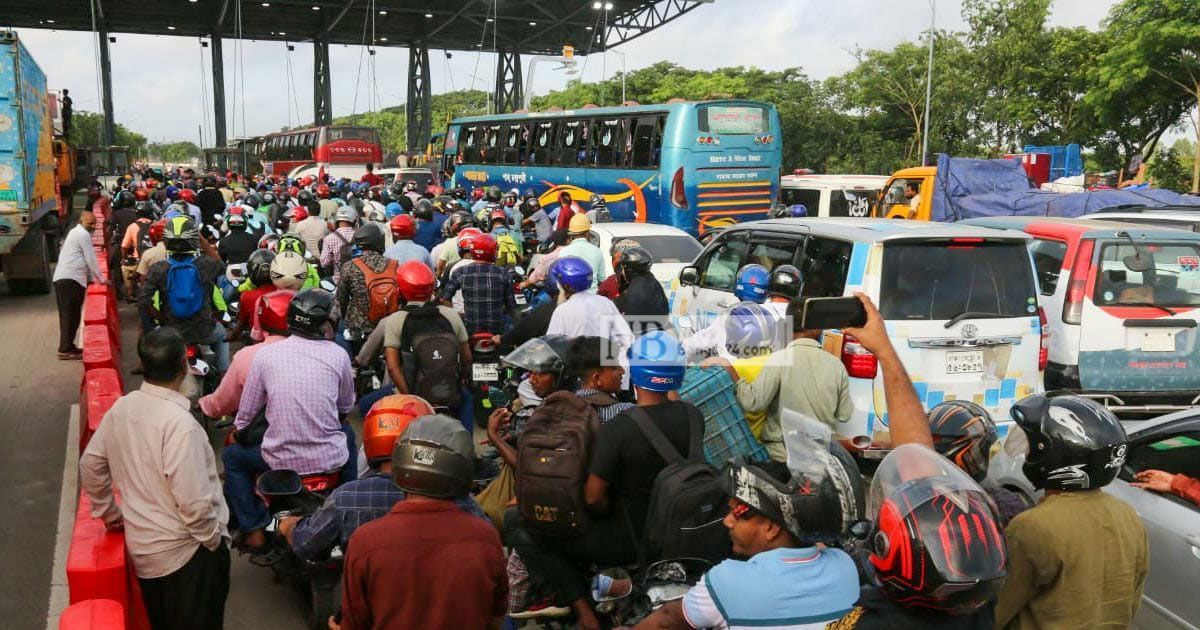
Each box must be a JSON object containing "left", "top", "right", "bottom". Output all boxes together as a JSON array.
[{"left": 872, "top": 166, "right": 936, "bottom": 220}]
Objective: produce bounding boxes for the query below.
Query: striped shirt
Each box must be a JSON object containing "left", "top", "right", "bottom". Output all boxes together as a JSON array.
[{"left": 575, "top": 388, "right": 635, "bottom": 424}]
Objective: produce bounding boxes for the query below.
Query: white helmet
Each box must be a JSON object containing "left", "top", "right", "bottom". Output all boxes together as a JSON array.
[{"left": 269, "top": 249, "right": 308, "bottom": 290}]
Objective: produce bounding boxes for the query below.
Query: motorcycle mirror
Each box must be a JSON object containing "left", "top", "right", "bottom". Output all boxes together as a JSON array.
[
  {"left": 592, "top": 568, "right": 634, "bottom": 603},
  {"left": 513, "top": 265, "right": 525, "bottom": 277},
  {"left": 319, "top": 278, "right": 336, "bottom": 292},
  {"left": 256, "top": 469, "right": 303, "bottom": 496},
  {"left": 848, "top": 519, "right": 872, "bottom": 541}
]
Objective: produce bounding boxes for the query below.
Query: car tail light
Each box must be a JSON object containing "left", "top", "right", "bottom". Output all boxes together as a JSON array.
[
  {"left": 841, "top": 334, "right": 878, "bottom": 379},
  {"left": 1038, "top": 307, "right": 1049, "bottom": 371},
  {"left": 1062, "top": 239, "right": 1094, "bottom": 325},
  {"left": 670, "top": 167, "right": 687, "bottom": 209}
]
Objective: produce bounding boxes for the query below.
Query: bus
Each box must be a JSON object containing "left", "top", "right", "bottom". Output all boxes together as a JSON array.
[
  {"left": 441, "top": 100, "right": 782, "bottom": 236},
  {"left": 258, "top": 125, "right": 382, "bottom": 178}
]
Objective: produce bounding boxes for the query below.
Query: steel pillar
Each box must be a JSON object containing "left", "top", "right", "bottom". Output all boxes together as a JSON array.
[
  {"left": 211, "top": 34, "right": 227, "bottom": 149},
  {"left": 313, "top": 38, "right": 333, "bottom": 127},
  {"left": 494, "top": 49, "right": 523, "bottom": 114},
  {"left": 406, "top": 43, "right": 432, "bottom": 155},
  {"left": 97, "top": 27, "right": 115, "bottom": 146}
]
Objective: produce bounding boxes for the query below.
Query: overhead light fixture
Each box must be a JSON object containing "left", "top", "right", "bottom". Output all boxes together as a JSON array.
[
  {"left": 167, "top": 25, "right": 177, "bottom": 30},
  {"left": 380, "top": 37, "right": 388, "bottom": 41},
  {"left": 607, "top": 2, "right": 615, "bottom": 9},
  {"left": 593, "top": 1, "right": 602, "bottom": 7},
  {"left": 261, "top": 2, "right": 270, "bottom": 6},
  {"left": 486, "top": 17, "right": 494, "bottom": 22},
  {"left": 278, "top": 31, "right": 286, "bottom": 35},
  {"left": 424, "top": 13, "right": 433, "bottom": 18},
  {"left": 585, "top": 26, "right": 593, "bottom": 30},
  {"left": 312, "top": 5, "right": 320, "bottom": 10},
  {"left": 529, "top": 21, "right": 537, "bottom": 26},
  {"left": 45, "top": 19, "right": 55, "bottom": 24},
  {"left": 379, "top": 10, "right": 387, "bottom": 15},
  {"left": 188, "top": 0, "right": 198, "bottom": 3}
]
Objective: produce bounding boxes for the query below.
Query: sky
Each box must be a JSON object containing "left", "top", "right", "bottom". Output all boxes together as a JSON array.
[{"left": 11, "top": 0, "right": 1117, "bottom": 145}]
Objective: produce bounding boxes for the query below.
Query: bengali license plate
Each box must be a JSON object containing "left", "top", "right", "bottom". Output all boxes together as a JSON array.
[
  {"left": 946, "top": 350, "right": 984, "bottom": 374},
  {"left": 473, "top": 363, "right": 500, "bottom": 381},
  {"left": 1140, "top": 331, "right": 1176, "bottom": 352},
  {"left": 515, "top": 293, "right": 527, "bottom": 305}
]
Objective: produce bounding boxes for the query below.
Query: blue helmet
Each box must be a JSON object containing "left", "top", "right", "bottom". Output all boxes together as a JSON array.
[
  {"left": 724, "top": 302, "right": 781, "bottom": 359},
  {"left": 628, "top": 331, "right": 686, "bottom": 392},
  {"left": 385, "top": 202, "right": 404, "bottom": 218},
  {"left": 550, "top": 256, "right": 593, "bottom": 294},
  {"left": 734, "top": 264, "right": 770, "bottom": 303}
]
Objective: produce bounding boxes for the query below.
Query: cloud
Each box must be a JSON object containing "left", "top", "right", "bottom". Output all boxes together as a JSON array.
[{"left": 13, "top": 0, "right": 1114, "bottom": 143}]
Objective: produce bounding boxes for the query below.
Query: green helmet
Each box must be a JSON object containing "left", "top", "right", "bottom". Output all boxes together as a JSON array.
[{"left": 163, "top": 216, "right": 200, "bottom": 254}]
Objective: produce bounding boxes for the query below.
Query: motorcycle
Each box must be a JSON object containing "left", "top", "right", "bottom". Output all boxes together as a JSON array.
[
  {"left": 468, "top": 333, "right": 503, "bottom": 428},
  {"left": 592, "top": 558, "right": 712, "bottom": 627},
  {"left": 186, "top": 343, "right": 219, "bottom": 398},
  {"left": 255, "top": 469, "right": 345, "bottom": 630}
]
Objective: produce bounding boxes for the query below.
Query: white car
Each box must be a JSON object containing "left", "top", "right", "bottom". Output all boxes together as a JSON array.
[
  {"left": 1080, "top": 207, "right": 1200, "bottom": 233},
  {"left": 585, "top": 222, "right": 703, "bottom": 293},
  {"left": 286, "top": 163, "right": 379, "bottom": 182},
  {"left": 376, "top": 167, "right": 436, "bottom": 189},
  {"left": 779, "top": 173, "right": 888, "bottom": 218}
]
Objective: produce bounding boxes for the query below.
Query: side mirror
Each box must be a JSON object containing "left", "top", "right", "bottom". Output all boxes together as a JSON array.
[
  {"left": 319, "top": 278, "right": 336, "bottom": 292},
  {"left": 513, "top": 265, "right": 526, "bottom": 277},
  {"left": 678, "top": 265, "right": 699, "bottom": 287}
]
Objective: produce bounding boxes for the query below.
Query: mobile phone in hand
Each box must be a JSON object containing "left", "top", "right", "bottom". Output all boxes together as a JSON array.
[{"left": 800, "top": 296, "right": 868, "bottom": 330}]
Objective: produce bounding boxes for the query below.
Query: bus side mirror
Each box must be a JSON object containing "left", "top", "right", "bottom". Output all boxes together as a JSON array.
[{"left": 679, "top": 266, "right": 699, "bottom": 287}]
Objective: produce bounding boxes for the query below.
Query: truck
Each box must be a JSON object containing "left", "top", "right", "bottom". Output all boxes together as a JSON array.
[
  {"left": 0, "top": 30, "right": 70, "bottom": 294},
  {"left": 872, "top": 154, "right": 1200, "bottom": 222}
]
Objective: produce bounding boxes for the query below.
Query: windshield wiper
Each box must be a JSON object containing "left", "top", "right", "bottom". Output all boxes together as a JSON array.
[
  {"left": 943, "top": 311, "right": 1003, "bottom": 329},
  {"left": 1114, "top": 301, "right": 1176, "bottom": 316}
]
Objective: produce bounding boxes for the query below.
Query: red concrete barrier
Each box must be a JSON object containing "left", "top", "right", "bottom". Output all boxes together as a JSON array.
[
  {"left": 79, "top": 368, "right": 122, "bottom": 452},
  {"left": 82, "top": 325, "right": 118, "bottom": 372},
  {"left": 83, "top": 294, "right": 120, "bottom": 351},
  {"left": 58, "top": 599, "right": 124, "bottom": 630},
  {"left": 85, "top": 283, "right": 119, "bottom": 335},
  {"left": 67, "top": 492, "right": 128, "bottom": 607}
]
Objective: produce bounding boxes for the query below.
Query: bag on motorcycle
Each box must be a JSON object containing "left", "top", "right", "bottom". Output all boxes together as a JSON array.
[
  {"left": 516, "top": 391, "right": 601, "bottom": 537},
  {"left": 353, "top": 258, "right": 400, "bottom": 325},
  {"left": 629, "top": 405, "right": 730, "bottom": 563},
  {"left": 495, "top": 232, "right": 522, "bottom": 268},
  {"left": 399, "top": 303, "right": 463, "bottom": 408},
  {"left": 234, "top": 408, "right": 269, "bottom": 447},
  {"left": 164, "top": 256, "right": 206, "bottom": 319}
]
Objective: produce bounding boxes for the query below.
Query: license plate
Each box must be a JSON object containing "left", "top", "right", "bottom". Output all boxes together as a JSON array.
[
  {"left": 514, "top": 293, "right": 527, "bottom": 305},
  {"left": 473, "top": 363, "right": 500, "bottom": 381},
  {"left": 1140, "top": 331, "right": 1176, "bottom": 352},
  {"left": 946, "top": 350, "right": 984, "bottom": 374}
]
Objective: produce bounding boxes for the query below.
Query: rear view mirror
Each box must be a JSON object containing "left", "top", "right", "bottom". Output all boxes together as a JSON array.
[
  {"left": 679, "top": 266, "right": 699, "bottom": 286},
  {"left": 1123, "top": 251, "right": 1154, "bottom": 273}
]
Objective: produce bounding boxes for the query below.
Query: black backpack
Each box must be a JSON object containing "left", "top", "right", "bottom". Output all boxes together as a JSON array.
[
  {"left": 398, "top": 303, "right": 463, "bottom": 409},
  {"left": 516, "top": 391, "right": 601, "bottom": 537},
  {"left": 135, "top": 220, "right": 155, "bottom": 257},
  {"left": 629, "top": 405, "right": 731, "bottom": 563}
]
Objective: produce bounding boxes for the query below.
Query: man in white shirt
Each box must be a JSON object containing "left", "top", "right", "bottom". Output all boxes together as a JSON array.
[
  {"left": 80, "top": 327, "right": 230, "bottom": 630},
  {"left": 52, "top": 210, "right": 105, "bottom": 359},
  {"left": 546, "top": 256, "right": 634, "bottom": 384}
]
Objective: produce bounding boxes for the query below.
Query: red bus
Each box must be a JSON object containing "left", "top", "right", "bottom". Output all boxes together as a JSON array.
[{"left": 258, "top": 125, "right": 382, "bottom": 177}]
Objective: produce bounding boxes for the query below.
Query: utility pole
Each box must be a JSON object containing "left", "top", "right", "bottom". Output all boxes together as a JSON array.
[{"left": 921, "top": 0, "right": 935, "bottom": 167}]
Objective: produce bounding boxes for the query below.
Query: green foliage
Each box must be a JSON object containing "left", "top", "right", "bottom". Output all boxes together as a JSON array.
[
  {"left": 334, "top": 90, "right": 489, "bottom": 156},
  {"left": 1147, "top": 145, "right": 1191, "bottom": 191},
  {"left": 69, "top": 110, "right": 147, "bottom": 155},
  {"left": 147, "top": 141, "right": 202, "bottom": 163}
]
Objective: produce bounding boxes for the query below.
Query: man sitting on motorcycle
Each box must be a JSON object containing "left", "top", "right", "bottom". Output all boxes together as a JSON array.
[
  {"left": 439, "top": 232, "right": 517, "bottom": 336},
  {"left": 199, "top": 289, "right": 293, "bottom": 420},
  {"left": 278, "top": 394, "right": 486, "bottom": 561},
  {"left": 223, "top": 289, "right": 357, "bottom": 553}
]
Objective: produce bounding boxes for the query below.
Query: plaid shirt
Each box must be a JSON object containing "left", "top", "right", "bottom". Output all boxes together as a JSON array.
[
  {"left": 320, "top": 226, "right": 356, "bottom": 283},
  {"left": 440, "top": 262, "right": 516, "bottom": 336},
  {"left": 290, "top": 473, "right": 487, "bottom": 560},
  {"left": 575, "top": 388, "right": 635, "bottom": 424}
]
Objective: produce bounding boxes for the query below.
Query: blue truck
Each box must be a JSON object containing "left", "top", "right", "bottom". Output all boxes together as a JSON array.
[{"left": 0, "top": 30, "right": 67, "bottom": 294}]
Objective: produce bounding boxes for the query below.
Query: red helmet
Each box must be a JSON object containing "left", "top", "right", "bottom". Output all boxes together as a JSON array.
[
  {"left": 133, "top": 188, "right": 149, "bottom": 201},
  {"left": 489, "top": 208, "right": 508, "bottom": 225},
  {"left": 290, "top": 206, "right": 309, "bottom": 222},
  {"left": 363, "top": 394, "right": 436, "bottom": 465},
  {"left": 471, "top": 233, "right": 498, "bottom": 263},
  {"left": 389, "top": 214, "right": 416, "bottom": 240},
  {"left": 457, "top": 227, "right": 483, "bottom": 256},
  {"left": 179, "top": 188, "right": 197, "bottom": 204},
  {"left": 255, "top": 289, "right": 296, "bottom": 336},
  {"left": 396, "top": 260, "right": 436, "bottom": 302},
  {"left": 301, "top": 175, "right": 314, "bottom": 187},
  {"left": 288, "top": 186, "right": 300, "bottom": 197},
  {"left": 316, "top": 184, "right": 331, "bottom": 199},
  {"left": 148, "top": 219, "right": 166, "bottom": 244}
]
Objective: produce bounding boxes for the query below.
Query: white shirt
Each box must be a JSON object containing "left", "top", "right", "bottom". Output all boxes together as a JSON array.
[
  {"left": 547, "top": 292, "right": 635, "bottom": 385},
  {"left": 53, "top": 223, "right": 103, "bottom": 287},
  {"left": 448, "top": 258, "right": 475, "bottom": 313}
]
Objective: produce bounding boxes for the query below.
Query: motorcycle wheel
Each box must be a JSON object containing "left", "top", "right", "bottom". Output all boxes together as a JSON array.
[{"left": 307, "top": 579, "right": 340, "bottom": 630}]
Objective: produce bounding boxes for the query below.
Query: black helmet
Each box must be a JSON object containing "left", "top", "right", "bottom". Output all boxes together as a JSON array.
[
  {"left": 244, "top": 193, "right": 262, "bottom": 208},
  {"left": 261, "top": 191, "right": 277, "bottom": 206},
  {"left": 451, "top": 186, "right": 467, "bottom": 199},
  {"left": 616, "top": 246, "right": 653, "bottom": 278},
  {"left": 391, "top": 414, "right": 475, "bottom": 499},
  {"left": 353, "top": 223, "right": 385, "bottom": 253},
  {"left": 485, "top": 185, "right": 502, "bottom": 202},
  {"left": 502, "top": 335, "right": 573, "bottom": 380},
  {"left": 414, "top": 198, "right": 435, "bottom": 221},
  {"left": 726, "top": 455, "right": 854, "bottom": 547},
  {"left": 767, "top": 264, "right": 802, "bottom": 299},
  {"left": 287, "top": 289, "right": 336, "bottom": 339},
  {"left": 134, "top": 200, "right": 157, "bottom": 219},
  {"left": 1010, "top": 394, "right": 1128, "bottom": 492},
  {"left": 388, "top": 182, "right": 405, "bottom": 199},
  {"left": 247, "top": 249, "right": 276, "bottom": 286},
  {"left": 929, "top": 400, "right": 997, "bottom": 482},
  {"left": 297, "top": 189, "right": 315, "bottom": 204},
  {"left": 113, "top": 190, "right": 135, "bottom": 210},
  {"left": 162, "top": 216, "right": 200, "bottom": 254}
]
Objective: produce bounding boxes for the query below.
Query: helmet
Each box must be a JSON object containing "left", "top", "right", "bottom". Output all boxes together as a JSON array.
[
  {"left": 162, "top": 216, "right": 200, "bottom": 254},
  {"left": 869, "top": 444, "right": 1007, "bottom": 615},
  {"left": 244, "top": 193, "right": 262, "bottom": 208},
  {"left": 316, "top": 184, "right": 331, "bottom": 199},
  {"left": 723, "top": 302, "right": 782, "bottom": 359},
  {"left": 258, "top": 233, "right": 281, "bottom": 252},
  {"left": 165, "top": 185, "right": 180, "bottom": 200},
  {"left": 179, "top": 188, "right": 197, "bottom": 204},
  {"left": 133, "top": 187, "right": 149, "bottom": 201},
  {"left": 247, "top": 249, "right": 276, "bottom": 286},
  {"left": 396, "top": 260, "right": 436, "bottom": 302},
  {"left": 489, "top": 208, "right": 508, "bottom": 226},
  {"left": 334, "top": 205, "right": 359, "bottom": 225},
  {"left": 113, "top": 190, "right": 135, "bottom": 209},
  {"left": 725, "top": 457, "right": 850, "bottom": 547},
  {"left": 456, "top": 227, "right": 483, "bottom": 256},
  {"left": 290, "top": 205, "right": 309, "bottom": 223},
  {"left": 447, "top": 211, "right": 472, "bottom": 235},
  {"left": 628, "top": 330, "right": 685, "bottom": 392},
  {"left": 568, "top": 213, "right": 592, "bottom": 235},
  {"left": 405, "top": 179, "right": 420, "bottom": 191},
  {"left": 471, "top": 233, "right": 498, "bottom": 263},
  {"left": 278, "top": 234, "right": 306, "bottom": 256},
  {"left": 134, "top": 200, "right": 157, "bottom": 219},
  {"left": 430, "top": 197, "right": 453, "bottom": 217},
  {"left": 297, "top": 189, "right": 315, "bottom": 204},
  {"left": 766, "top": 264, "right": 802, "bottom": 299},
  {"left": 353, "top": 223, "right": 385, "bottom": 253},
  {"left": 255, "top": 289, "right": 295, "bottom": 336},
  {"left": 385, "top": 202, "right": 404, "bottom": 219},
  {"left": 733, "top": 264, "right": 770, "bottom": 303},
  {"left": 929, "top": 400, "right": 998, "bottom": 482},
  {"left": 550, "top": 256, "right": 593, "bottom": 294},
  {"left": 588, "top": 193, "right": 607, "bottom": 208},
  {"left": 389, "top": 214, "right": 416, "bottom": 240},
  {"left": 270, "top": 249, "right": 309, "bottom": 290},
  {"left": 363, "top": 395, "right": 437, "bottom": 466},
  {"left": 148, "top": 219, "right": 166, "bottom": 244},
  {"left": 261, "top": 192, "right": 277, "bottom": 206},
  {"left": 286, "top": 288, "right": 336, "bottom": 339},
  {"left": 615, "top": 246, "right": 653, "bottom": 278},
  {"left": 391, "top": 414, "right": 475, "bottom": 499},
  {"left": 452, "top": 186, "right": 467, "bottom": 199},
  {"left": 502, "top": 335, "right": 573, "bottom": 379},
  {"left": 485, "top": 185, "right": 502, "bottom": 202},
  {"left": 1010, "top": 394, "right": 1128, "bottom": 492},
  {"left": 226, "top": 212, "right": 247, "bottom": 230}
]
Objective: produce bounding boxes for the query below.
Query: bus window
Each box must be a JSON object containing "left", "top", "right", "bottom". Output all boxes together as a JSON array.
[
  {"left": 560, "top": 121, "right": 582, "bottom": 166},
  {"left": 653, "top": 114, "right": 666, "bottom": 167},
  {"left": 462, "top": 126, "right": 478, "bottom": 164},
  {"left": 631, "top": 116, "right": 656, "bottom": 168},
  {"left": 580, "top": 119, "right": 598, "bottom": 166},
  {"left": 532, "top": 121, "right": 555, "bottom": 166},
  {"left": 502, "top": 125, "right": 521, "bottom": 164},
  {"left": 484, "top": 125, "right": 501, "bottom": 164},
  {"left": 595, "top": 119, "right": 621, "bottom": 168}
]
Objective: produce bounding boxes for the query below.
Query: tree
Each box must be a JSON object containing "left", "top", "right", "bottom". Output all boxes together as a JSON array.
[
  {"left": 1087, "top": 0, "right": 1200, "bottom": 188},
  {"left": 1147, "top": 145, "right": 1190, "bottom": 191},
  {"left": 334, "top": 89, "right": 489, "bottom": 157},
  {"left": 68, "top": 110, "right": 147, "bottom": 156},
  {"left": 147, "top": 141, "right": 202, "bottom": 163}
]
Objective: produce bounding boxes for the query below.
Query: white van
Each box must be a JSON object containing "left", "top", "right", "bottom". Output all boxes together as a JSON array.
[
  {"left": 779, "top": 174, "right": 888, "bottom": 218},
  {"left": 669, "top": 218, "right": 1044, "bottom": 456}
]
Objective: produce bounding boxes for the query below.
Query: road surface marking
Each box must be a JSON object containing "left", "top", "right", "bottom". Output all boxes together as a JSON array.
[{"left": 45, "top": 403, "right": 79, "bottom": 630}]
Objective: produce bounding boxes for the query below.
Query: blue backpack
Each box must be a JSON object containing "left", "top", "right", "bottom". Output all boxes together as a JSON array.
[{"left": 165, "top": 256, "right": 206, "bottom": 319}]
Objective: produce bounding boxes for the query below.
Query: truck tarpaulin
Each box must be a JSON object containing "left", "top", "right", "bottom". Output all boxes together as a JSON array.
[{"left": 930, "top": 154, "right": 1200, "bottom": 222}]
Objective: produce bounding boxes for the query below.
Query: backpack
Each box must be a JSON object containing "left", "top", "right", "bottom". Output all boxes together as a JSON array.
[
  {"left": 629, "top": 405, "right": 731, "bottom": 563},
  {"left": 578, "top": 390, "right": 624, "bottom": 420},
  {"left": 353, "top": 258, "right": 400, "bottom": 325},
  {"left": 496, "top": 232, "right": 521, "bottom": 268},
  {"left": 516, "top": 391, "right": 601, "bottom": 537},
  {"left": 399, "top": 303, "right": 463, "bottom": 408},
  {"left": 135, "top": 220, "right": 155, "bottom": 256},
  {"left": 164, "top": 256, "right": 206, "bottom": 319}
]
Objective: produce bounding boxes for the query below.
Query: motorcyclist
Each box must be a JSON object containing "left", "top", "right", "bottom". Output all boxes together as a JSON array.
[
  {"left": 227, "top": 249, "right": 276, "bottom": 342},
  {"left": 520, "top": 196, "right": 553, "bottom": 244},
  {"left": 597, "top": 238, "right": 638, "bottom": 299},
  {"left": 546, "top": 257, "right": 634, "bottom": 372},
  {"left": 552, "top": 190, "right": 583, "bottom": 232},
  {"left": 277, "top": 234, "right": 322, "bottom": 290},
  {"left": 337, "top": 224, "right": 399, "bottom": 349},
  {"left": 269, "top": 249, "right": 310, "bottom": 292},
  {"left": 681, "top": 263, "right": 770, "bottom": 361},
  {"left": 928, "top": 400, "right": 1031, "bottom": 527},
  {"left": 199, "top": 289, "right": 294, "bottom": 420},
  {"left": 485, "top": 334, "right": 577, "bottom": 469},
  {"left": 320, "top": 206, "right": 359, "bottom": 283},
  {"left": 557, "top": 214, "right": 606, "bottom": 290},
  {"left": 611, "top": 246, "right": 668, "bottom": 331},
  {"left": 217, "top": 211, "right": 258, "bottom": 266},
  {"left": 223, "top": 289, "right": 356, "bottom": 553},
  {"left": 413, "top": 198, "right": 446, "bottom": 252},
  {"left": 384, "top": 214, "right": 433, "bottom": 269},
  {"left": 439, "top": 233, "right": 516, "bottom": 336},
  {"left": 433, "top": 211, "right": 475, "bottom": 277}
]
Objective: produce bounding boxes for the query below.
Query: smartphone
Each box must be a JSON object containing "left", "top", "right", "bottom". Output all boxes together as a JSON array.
[{"left": 800, "top": 297, "right": 867, "bottom": 330}]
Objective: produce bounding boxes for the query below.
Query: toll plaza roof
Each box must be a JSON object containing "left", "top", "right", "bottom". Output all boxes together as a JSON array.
[{"left": 5, "top": 0, "right": 707, "bottom": 55}]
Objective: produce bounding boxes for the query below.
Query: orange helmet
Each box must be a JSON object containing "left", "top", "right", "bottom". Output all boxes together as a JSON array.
[
  {"left": 316, "top": 183, "right": 331, "bottom": 199},
  {"left": 133, "top": 187, "right": 150, "bottom": 201},
  {"left": 363, "top": 395, "right": 436, "bottom": 465},
  {"left": 389, "top": 214, "right": 416, "bottom": 240}
]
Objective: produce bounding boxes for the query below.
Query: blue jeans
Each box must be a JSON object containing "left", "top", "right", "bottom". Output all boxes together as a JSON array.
[
  {"left": 222, "top": 423, "right": 359, "bottom": 532},
  {"left": 199, "top": 320, "right": 231, "bottom": 374},
  {"left": 358, "top": 384, "right": 473, "bottom": 433}
]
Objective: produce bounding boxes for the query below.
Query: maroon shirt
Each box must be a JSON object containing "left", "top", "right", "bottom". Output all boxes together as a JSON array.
[{"left": 341, "top": 499, "right": 508, "bottom": 630}]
